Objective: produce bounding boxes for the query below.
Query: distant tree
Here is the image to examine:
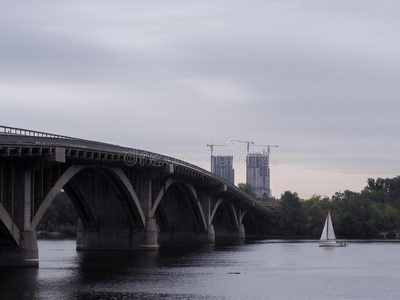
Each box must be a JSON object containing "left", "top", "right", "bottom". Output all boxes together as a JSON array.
[
  {"left": 366, "top": 176, "right": 400, "bottom": 209},
  {"left": 302, "top": 197, "right": 325, "bottom": 237},
  {"left": 367, "top": 178, "right": 378, "bottom": 191},
  {"left": 238, "top": 183, "right": 257, "bottom": 198},
  {"left": 336, "top": 192, "right": 380, "bottom": 238},
  {"left": 331, "top": 191, "right": 345, "bottom": 202},
  {"left": 309, "top": 194, "right": 329, "bottom": 202},
  {"left": 258, "top": 193, "right": 278, "bottom": 203},
  {"left": 277, "top": 191, "right": 307, "bottom": 236},
  {"left": 378, "top": 204, "right": 399, "bottom": 231},
  {"left": 38, "top": 191, "right": 78, "bottom": 236}
]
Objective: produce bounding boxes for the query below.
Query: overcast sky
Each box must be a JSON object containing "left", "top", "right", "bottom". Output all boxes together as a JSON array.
[{"left": 1, "top": 1, "right": 400, "bottom": 198}]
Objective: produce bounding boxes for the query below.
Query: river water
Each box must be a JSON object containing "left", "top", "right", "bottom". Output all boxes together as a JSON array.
[{"left": 1, "top": 239, "right": 400, "bottom": 299}]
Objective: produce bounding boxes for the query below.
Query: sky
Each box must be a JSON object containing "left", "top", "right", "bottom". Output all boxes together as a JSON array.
[{"left": 1, "top": 0, "right": 400, "bottom": 199}]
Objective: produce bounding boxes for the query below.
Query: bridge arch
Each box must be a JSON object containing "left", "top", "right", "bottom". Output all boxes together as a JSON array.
[
  {"left": 93, "top": 168, "right": 146, "bottom": 228},
  {"left": 31, "top": 165, "right": 85, "bottom": 230},
  {"left": 63, "top": 182, "right": 98, "bottom": 231},
  {"left": 241, "top": 212, "right": 257, "bottom": 235},
  {"left": 153, "top": 203, "right": 172, "bottom": 232},
  {"left": 150, "top": 180, "right": 209, "bottom": 243},
  {"left": 149, "top": 178, "right": 176, "bottom": 218},
  {"left": 210, "top": 198, "right": 238, "bottom": 227},
  {"left": 30, "top": 165, "right": 146, "bottom": 232},
  {"left": 0, "top": 204, "right": 20, "bottom": 247},
  {"left": 211, "top": 199, "right": 241, "bottom": 240},
  {"left": 150, "top": 180, "right": 207, "bottom": 232}
]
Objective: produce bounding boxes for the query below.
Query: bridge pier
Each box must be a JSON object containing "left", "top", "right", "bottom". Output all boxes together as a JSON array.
[
  {"left": 214, "top": 224, "right": 246, "bottom": 243},
  {"left": 76, "top": 227, "right": 156, "bottom": 251},
  {"left": 0, "top": 168, "right": 39, "bottom": 267},
  {"left": 140, "top": 217, "right": 158, "bottom": 250},
  {"left": 76, "top": 218, "right": 158, "bottom": 252},
  {"left": 0, "top": 231, "right": 38, "bottom": 267},
  {"left": 207, "top": 224, "right": 216, "bottom": 243},
  {"left": 238, "top": 223, "right": 245, "bottom": 239},
  {"left": 159, "top": 232, "right": 215, "bottom": 244},
  {"left": 158, "top": 224, "right": 215, "bottom": 244}
]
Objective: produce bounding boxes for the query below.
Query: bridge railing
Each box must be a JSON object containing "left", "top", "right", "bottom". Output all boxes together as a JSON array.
[
  {"left": 0, "top": 125, "right": 268, "bottom": 210},
  {"left": 0, "top": 125, "right": 126, "bottom": 151},
  {"left": 0, "top": 125, "right": 75, "bottom": 140}
]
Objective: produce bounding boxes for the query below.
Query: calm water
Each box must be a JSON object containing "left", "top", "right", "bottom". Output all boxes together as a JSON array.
[{"left": 1, "top": 239, "right": 400, "bottom": 299}]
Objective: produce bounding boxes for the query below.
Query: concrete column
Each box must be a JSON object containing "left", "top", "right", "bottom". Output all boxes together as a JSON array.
[
  {"left": 206, "top": 224, "right": 216, "bottom": 243},
  {"left": 0, "top": 231, "right": 38, "bottom": 267},
  {"left": 24, "top": 171, "right": 31, "bottom": 231},
  {"left": 237, "top": 223, "right": 245, "bottom": 240},
  {"left": 76, "top": 219, "right": 99, "bottom": 251},
  {"left": 136, "top": 178, "right": 159, "bottom": 250},
  {"left": 0, "top": 170, "right": 38, "bottom": 267},
  {"left": 140, "top": 217, "right": 158, "bottom": 250},
  {"left": 138, "top": 178, "right": 152, "bottom": 217}
]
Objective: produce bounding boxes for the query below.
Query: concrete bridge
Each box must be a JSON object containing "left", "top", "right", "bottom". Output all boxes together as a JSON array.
[{"left": 0, "top": 126, "right": 271, "bottom": 267}]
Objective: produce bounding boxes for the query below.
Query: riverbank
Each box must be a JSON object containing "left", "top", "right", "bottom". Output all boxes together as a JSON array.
[
  {"left": 36, "top": 231, "right": 76, "bottom": 239},
  {"left": 254, "top": 239, "right": 400, "bottom": 243}
]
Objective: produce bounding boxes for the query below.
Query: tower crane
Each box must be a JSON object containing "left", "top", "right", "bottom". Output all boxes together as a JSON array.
[
  {"left": 206, "top": 143, "right": 228, "bottom": 171},
  {"left": 237, "top": 140, "right": 254, "bottom": 156},
  {"left": 206, "top": 144, "right": 227, "bottom": 157},
  {"left": 252, "top": 145, "right": 279, "bottom": 156}
]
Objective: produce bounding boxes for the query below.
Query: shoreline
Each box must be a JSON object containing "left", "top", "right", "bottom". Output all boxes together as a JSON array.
[
  {"left": 250, "top": 239, "right": 400, "bottom": 243},
  {"left": 36, "top": 231, "right": 76, "bottom": 239},
  {"left": 36, "top": 233, "right": 400, "bottom": 244}
]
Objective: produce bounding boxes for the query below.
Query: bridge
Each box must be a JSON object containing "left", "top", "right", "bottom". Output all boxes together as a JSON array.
[{"left": 0, "top": 126, "right": 271, "bottom": 267}]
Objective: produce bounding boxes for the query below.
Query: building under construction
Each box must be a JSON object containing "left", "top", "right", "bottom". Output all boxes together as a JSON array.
[
  {"left": 211, "top": 155, "right": 235, "bottom": 184},
  {"left": 246, "top": 152, "right": 271, "bottom": 198}
]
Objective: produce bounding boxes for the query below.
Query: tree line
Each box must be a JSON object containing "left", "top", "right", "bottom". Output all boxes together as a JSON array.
[
  {"left": 239, "top": 176, "right": 400, "bottom": 238},
  {"left": 39, "top": 176, "right": 400, "bottom": 239}
]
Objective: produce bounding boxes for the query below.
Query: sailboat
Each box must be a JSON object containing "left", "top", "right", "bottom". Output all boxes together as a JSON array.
[{"left": 319, "top": 211, "right": 346, "bottom": 247}]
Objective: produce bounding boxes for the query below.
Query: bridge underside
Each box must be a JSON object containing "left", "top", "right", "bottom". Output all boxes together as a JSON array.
[{"left": 0, "top": 138, "right": 271, "bottom": 267}]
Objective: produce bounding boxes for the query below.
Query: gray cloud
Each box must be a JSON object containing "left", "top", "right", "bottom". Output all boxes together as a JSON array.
[{"left": 1, "top": 0, "right": 400, "bottom": 197}]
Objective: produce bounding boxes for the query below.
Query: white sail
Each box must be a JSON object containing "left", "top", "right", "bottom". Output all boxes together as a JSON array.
[
  {"left": 327, "top": 211, "right": 336, "bottom": 240},
  {"left": 320, "top": 217, "right": 328, "bottom": 240},
  {"left": 320, "top": 211, "right": 336, "bottom": 241}
]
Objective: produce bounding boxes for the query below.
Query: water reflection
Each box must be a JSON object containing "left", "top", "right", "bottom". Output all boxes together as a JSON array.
[
  {"left": 69, "top": 243, "right": 226, "bottom": 300},
  {"left": 2, "top": 239, "right": 400, "bottom": 300},
  {"left": 0, "top": 268, "right": 39, "bottom": 299}
]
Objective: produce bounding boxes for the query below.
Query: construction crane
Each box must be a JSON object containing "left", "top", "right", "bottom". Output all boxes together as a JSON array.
[
  {"left": 206, "top": 144, "right": 227, "bottom": 157},
  {"left": 252, "top": 145, "right": 279, "bottom": 156},
  {"left": 206, "top": 143, "right": 228, "bottom": 171},
  {"left": 237, "top": 140, "right": 254, "bottom": 156}
]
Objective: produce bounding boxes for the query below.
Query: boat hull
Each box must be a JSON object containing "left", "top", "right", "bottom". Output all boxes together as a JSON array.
[{"left": 319, "top": 241, "right": 347, "bottom": 247}]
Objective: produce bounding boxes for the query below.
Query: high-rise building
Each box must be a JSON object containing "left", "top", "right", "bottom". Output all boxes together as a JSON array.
[
  {"left": 211, "top": 155, "right": 235, "bottom": 184},
  {"left": 246, "top": 152, "right": 271, "bottom": 198}
]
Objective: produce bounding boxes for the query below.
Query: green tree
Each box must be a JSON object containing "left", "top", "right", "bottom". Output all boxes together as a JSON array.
[
  {"left": 277, "top": 191, "right": 307, "bottom": 236},
  {"left": 38, "top": 191, "right": 78, "bottom": 236},
  {"left": 238, "top": 183, "right": 257, "bottom": 198},
  {"left": 336, "top": 192, "right": 380, "bottom": 238},
  {"left": 302, "top": 198, "right": 325, "bottom": 237}
]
